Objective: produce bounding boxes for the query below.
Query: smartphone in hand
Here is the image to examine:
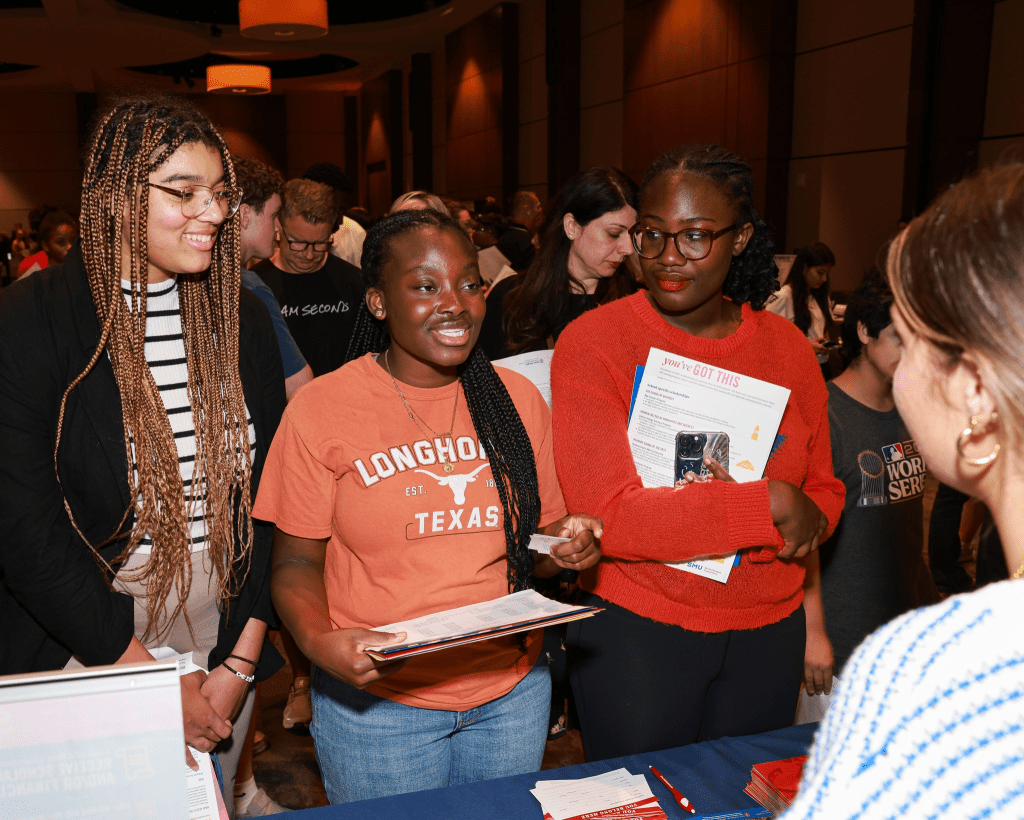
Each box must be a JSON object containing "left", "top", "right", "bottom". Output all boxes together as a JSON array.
[{"left": 675, "top": 431, "right": 730, "bottom": 483}]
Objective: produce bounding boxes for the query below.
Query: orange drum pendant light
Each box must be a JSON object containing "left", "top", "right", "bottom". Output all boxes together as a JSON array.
[
  {"left": 239, "top": 0, "right": 329, "bottom": 41},
  {"left": 207, "top": 64, "right": 272, "bottom": 94}
]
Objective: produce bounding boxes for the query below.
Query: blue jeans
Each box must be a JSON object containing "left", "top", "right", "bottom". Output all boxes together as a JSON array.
[{"left": 310, "top": 654, "right": 551, "bottom": 804}]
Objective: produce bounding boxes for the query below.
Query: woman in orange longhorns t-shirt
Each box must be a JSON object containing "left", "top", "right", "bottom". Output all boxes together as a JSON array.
[{"left": 253, "top": 208, "right": 602, "bottom": 804}]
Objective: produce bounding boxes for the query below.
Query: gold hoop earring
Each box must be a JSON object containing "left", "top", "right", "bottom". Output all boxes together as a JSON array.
[{"left": 956, "top": 413, "right": 1000, "bottom": 467}]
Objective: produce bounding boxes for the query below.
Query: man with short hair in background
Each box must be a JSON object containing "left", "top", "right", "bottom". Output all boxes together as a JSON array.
[
  {"left": 233, "top": 155, "right": 313, "bottom": 400},
  {"left": 252, "top": 178, "right": 364, "bottom": 379},
  {"left": 497, "top": 189, "right": 543, "bottom": 272},
  {"left": 301, "top": 162, "right": 366, "bottom": 269}
]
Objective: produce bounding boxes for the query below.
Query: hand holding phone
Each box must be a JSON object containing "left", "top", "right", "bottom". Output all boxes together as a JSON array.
[{"left": 675, "top": 432, "right": 730, "bottom": 485}]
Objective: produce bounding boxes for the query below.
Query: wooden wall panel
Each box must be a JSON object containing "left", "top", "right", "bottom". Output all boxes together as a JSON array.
[
  {"left": 360, "top": 73, "right": 394, "bottom": 216},
  {"left": 902, "top": 0, "right": 994, "bottom": 218},
  {"left": 579, "top": 0, "right": 625, "bottom": 171},
  {"left": 818, "top": 149, "right": 904, "bottom": 289},
  {"left": 444, "top": 5, "right": 511, "bottom": 202},
  {"left": 432, "top": 44, "right": 448, "bottom": 198},
  {"left": 736, "top": 55, "right": 770, "bottom": 161},
  {"left": 518, "top": 0, "right": 548, "bottom": 200},
  {"left": 580, "top": 19, "right": 624, "bottom": 109},
  {"left": 624, "top": 66, "right": 730, "bottom": 176},
  {"left": 624, "top": 0, "right": 731, "bottom": 93},
  {"left": 787, "top": 0, "right": 913, "bottom": 284},
  {"left": 282, "top": 92, "right": 339, "bottom": 179},
  {"left": 0, "top": 90, "right": 81, "bottom": 230},
  {"left": 792, "top": 28, "right": 912, "bottom": 158},
  {"left": 981, "top": 0, "right": 1024, "bottom": 165},
  {"left": 622, "top": 0, "right": 795, "bottom": 236},
  {"left": 796, "top": 0, "right": 913, "bottom": 52},
  {"left": 547, "top": 0, "right": 581, "bottom": 195}
]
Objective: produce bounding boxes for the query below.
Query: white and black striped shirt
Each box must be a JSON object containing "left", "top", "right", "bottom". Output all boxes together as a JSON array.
[{"left": 121, "top": 278, "right": 256, "bottom": 553}]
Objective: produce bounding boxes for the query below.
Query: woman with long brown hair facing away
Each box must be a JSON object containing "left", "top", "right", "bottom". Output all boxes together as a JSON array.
[
  {"left": 0, "top": 96, "right": 286, "bottom": 811},
  {"left": 551, "top": 144, "right": 845, "bottom": 761},
  {"left": 478, "top": 167, "right": 639, "bottom": 360},
  {"left": 784, "top": 164, "right": 1024, "bottom": 817}
]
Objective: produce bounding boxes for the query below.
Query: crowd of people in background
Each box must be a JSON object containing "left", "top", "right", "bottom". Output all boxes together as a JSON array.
[{"left": 1, "top": 91, "right": 1023, "bottom": 819}]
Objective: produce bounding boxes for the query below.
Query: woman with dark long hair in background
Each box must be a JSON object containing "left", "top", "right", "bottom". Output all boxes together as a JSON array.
[
  {"left": 768, "top": 242, "right": 836, "bottom": 379},
  {"left": 478, "top": 167, "right": 639, "bottom": 360}
]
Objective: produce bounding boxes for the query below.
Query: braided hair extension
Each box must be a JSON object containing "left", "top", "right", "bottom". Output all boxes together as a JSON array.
[
  {"left": 56, "top": 95, "right": 253, "bottom": 636},
  {"left": 346, "top": 210, "right": 541, "bottom": 592},
  {"left": 640, "top": 144, "right": 779, "bottom": 310}
]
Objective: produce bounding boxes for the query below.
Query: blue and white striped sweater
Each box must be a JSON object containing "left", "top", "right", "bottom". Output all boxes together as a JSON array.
[{"left": 783, "top": 579, "right": 1024, "bottom": 819}]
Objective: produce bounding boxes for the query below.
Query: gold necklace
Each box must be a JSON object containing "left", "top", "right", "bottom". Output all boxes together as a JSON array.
[
  {"left": 1013, "top": 559, "right": 1024, "bottom": 580},
  {"left": 384, "top": 348, "right": 460, "bottom": 473}
]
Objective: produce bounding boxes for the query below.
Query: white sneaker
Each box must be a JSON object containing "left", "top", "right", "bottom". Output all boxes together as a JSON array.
[{"left": 235, "top": 787, "right": 287, "bottom": 816}]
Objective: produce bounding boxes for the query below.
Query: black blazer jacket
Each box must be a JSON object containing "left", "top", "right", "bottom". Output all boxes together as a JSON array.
[{"left": 0, "top": 244, "right": 286, "bottom": 678}]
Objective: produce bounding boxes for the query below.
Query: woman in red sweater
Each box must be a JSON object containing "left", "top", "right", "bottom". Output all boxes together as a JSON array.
[{"left": 550, "top": 144, "right": 845, "bottom": 761}]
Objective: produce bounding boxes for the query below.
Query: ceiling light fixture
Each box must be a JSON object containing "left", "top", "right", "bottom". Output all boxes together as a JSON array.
[
  {"left": 238, "top": 0, "right": 329, "bottom": 41},
  {"left": 207, "top": 64, "right": 272, "bottom": 94}
]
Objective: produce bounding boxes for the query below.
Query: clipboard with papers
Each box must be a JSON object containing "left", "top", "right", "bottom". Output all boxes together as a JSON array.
[{"left": 364, "top": 589, "right": 602, "bottom": 660}]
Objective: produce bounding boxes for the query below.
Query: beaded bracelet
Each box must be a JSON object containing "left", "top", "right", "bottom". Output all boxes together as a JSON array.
[{"left": 222, "top": 662, "right": 255, "bottom": 684}]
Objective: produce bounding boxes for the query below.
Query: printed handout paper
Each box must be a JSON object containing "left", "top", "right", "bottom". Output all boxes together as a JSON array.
[
  {"left": 492, "top": 349, "right": 555, "bottom": 408},
  {"left": 364, "top": 589, "right": 601, "bottom": 660},
  {"left": 531, "top": 768, "right": 667, "bottom": 820},
  {"left": 627, "top": 347, "right": 790, "bottom": 582}
]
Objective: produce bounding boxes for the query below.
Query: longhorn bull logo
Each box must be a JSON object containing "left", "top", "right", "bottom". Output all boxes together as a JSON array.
[{"left": 414, "top": 464, "right": 489, "bottom": 504}]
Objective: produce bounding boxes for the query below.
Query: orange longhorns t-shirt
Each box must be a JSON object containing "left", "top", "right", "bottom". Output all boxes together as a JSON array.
[{"left": 253, "top": 353, "right": 568, "bottom": 710}]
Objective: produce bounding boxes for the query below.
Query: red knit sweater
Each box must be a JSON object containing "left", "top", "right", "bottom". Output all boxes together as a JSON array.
[{"left": 551, "top": 292, "right": 845, "bottom": 633}]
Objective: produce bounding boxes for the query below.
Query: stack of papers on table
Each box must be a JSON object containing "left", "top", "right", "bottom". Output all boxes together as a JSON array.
[
  {"left": 364, "top": 589, "right": 602, "bottom": 660},
  {"left": 531, "top": 768, "right": 667, "bottom": 820},
  {"left": 742, "top": 755, "right": 806, "bottom": 815}
]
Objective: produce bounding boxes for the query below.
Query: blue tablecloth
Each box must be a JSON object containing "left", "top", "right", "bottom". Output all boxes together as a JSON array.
[{"left": 289, "top": 722, "right": 818, "bottom": 819}]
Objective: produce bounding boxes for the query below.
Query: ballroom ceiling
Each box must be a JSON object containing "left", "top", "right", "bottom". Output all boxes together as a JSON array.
[{"left": 0, "top": 0, "right": 500, "bottom": 93}]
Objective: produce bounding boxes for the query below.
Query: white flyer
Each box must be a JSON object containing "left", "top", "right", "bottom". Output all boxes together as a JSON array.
[
  {"left": 528, "top": 533, "right": 570, "bottom": 554},
  {"left": 531, "top": 768, "right": 662, "bottom": 820},
  {"left": 627, "top": 347, "right": 790, "bottom": 582},
  {"left": 491, "top": 349, "right": 554, "bottom": 408},
  {"left": 185, "top": 748, "right": 226, "bottom": 820},
  {"left": 363, "top": 589, "right": 601, "bottom": 659}
]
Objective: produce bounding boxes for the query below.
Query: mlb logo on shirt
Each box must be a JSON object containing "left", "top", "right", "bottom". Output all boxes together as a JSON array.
[{"left": 881, "top": 443, "right": 905, "bottom": 463}]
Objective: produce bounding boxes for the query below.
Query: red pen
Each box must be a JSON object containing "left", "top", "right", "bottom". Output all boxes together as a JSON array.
[{"left": 649, "top": 765, "right": 697, "bottom": 814}]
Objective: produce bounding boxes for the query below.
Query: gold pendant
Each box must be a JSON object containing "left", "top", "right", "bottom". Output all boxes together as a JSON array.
[{"left": 443, "top": 462, "right": 454, "bottom": 473}]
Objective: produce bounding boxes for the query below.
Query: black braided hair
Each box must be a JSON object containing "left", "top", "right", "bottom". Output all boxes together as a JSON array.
[
  {"left": 346, "top": 209, "right": 541, "bottom": 593},
  {"left": 640, "top": 144, "right": 779, "bottom": 310}
]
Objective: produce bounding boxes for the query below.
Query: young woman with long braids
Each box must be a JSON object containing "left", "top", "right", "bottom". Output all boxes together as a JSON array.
[
  {"left": 550, "top": 144, "right": 845, "bottom": 761},
  {"left": 784, "top": 164, "right": 1024, "bottom": 819},
  {"left": 0, "top": 96, "right": 285, "bottom": 810},
  {"left": 253, "top": 209, "right": 601, "bottom": 803},
  {"left": 478, "top": 166, "right": 639, "bottom": 360}
]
